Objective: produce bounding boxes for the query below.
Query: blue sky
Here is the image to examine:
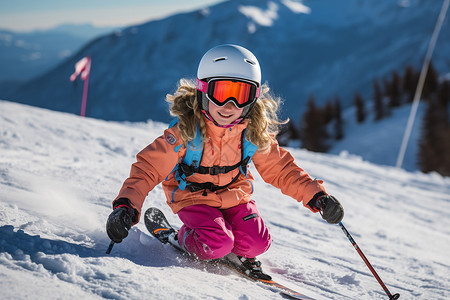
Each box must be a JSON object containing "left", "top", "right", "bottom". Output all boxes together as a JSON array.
[{"left": 0, "top": 0, "right": 227, "bottom": 32}]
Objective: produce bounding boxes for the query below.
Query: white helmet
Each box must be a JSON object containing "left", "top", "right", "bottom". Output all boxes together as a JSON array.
[
  {"left": 197, "top": 44, "right": 261, "bottom": 86},
  {"left": 196, "top": 44, "right": 262, "bottom": 119}
]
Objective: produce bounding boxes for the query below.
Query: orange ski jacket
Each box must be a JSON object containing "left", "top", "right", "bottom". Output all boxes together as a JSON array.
[{"left": 115, "top": 118, "right": 326, "bottom": 224}]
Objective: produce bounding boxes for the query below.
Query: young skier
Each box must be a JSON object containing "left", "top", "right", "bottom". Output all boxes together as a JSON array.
[{"left": 106, "top": 44, "right": 344, "bottom": 279}]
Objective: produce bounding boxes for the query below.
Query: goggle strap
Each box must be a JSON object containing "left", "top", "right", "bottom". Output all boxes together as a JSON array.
[{"left": 196, "top": 78, "right": 208, "bottom": 93}]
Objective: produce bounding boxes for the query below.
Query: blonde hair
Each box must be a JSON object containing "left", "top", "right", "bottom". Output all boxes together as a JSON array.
[{"left": 166, "top": 78, "right": 288, "bottom": 149}]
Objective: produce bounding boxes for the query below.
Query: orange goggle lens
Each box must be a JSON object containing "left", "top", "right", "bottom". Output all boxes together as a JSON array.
[
  {"left": 212, "top": 80, "right": 252, "bottom": 105},
  {"left": 205, "top": 79, "right": 258, "bottom": 108}
]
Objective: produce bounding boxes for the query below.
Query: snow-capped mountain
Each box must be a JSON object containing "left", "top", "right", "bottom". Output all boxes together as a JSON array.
[
  {"left": 6, "top": 0, "right": 449, "bottom": 122},
  {"left": 1, "top": 100, "right": 449, "bottom": 299}
]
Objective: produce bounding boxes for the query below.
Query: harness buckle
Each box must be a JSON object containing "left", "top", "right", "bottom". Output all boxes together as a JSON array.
[
  {"left": 188, "top": 185, "right": 202, "bottom": 192},
  {"left": 209, "top": 166, "right": 226, "bottom": 175},
  {"left": 178, "top": 163, "right": 195, "bottom": 177}
]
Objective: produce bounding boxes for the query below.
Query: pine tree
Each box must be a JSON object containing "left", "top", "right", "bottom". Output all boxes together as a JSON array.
[
  {"left": 422, "top": 62, "right": 439, "bottom": 101},
  {"left": 403, "top": 65, "right": 419, "bottom": 103},
  {"left": 299, "top": 95, "right": 329, "bottom": 152},
  {"left": 288, "top": 121, "right": 300, "bottom": 141},
  {"left": 277, "top": 121, "right": 300, "bottom": 147},
  {"left": 436, "top": 80, "right": 450, "bottom": 176},
  {"left": 354, "top": 92, "right": 366, "bottom": 123},
  {"left": 382, "top": 78, "right": 392, "bottom": 117},
  {"left": 387, "top": 71, "right": 402, "bottom": 107},
  {"left": 324, "top": 100, "right": 334, "bottom": 124},
  {"left": 334, "top": 97, "right": 344, "bottom": 140},
  {"left": 437, "top": 79, "right": 450, "bottom": 109},
  {"left": 418, "top": 94, "right": 450, "bottom": 176},
  {"left": 373, "top": 79, "right": 384, "bottom": 121}
]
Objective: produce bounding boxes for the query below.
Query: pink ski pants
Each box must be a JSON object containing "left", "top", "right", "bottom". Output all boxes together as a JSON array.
[{"left": 177, "top": 200, "right": 271, "bottom": 260}]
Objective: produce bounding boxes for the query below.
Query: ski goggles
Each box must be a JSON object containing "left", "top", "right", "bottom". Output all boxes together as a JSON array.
[{"left": 196, "top": 78, "right": 260, "bottom": 108}]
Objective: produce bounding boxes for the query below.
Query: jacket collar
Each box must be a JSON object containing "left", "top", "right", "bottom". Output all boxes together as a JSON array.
[{"left": 203, "top": 115, "right": 248, "bottom": 139}]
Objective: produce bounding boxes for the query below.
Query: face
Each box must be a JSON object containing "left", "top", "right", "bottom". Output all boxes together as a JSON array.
[{"left": 208, "top": 100, "right": 244, "bottom": 126}]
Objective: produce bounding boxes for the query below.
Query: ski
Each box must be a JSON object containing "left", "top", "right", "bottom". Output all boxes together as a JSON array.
[
  {"left": 220, "top": 258, "right": 316, "bottom": 300},
  {"left": 144, "top": 207, "right": 316, "bottom": 300}
]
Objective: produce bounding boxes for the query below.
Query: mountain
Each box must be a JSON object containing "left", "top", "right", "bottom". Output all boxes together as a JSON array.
[
  {"left": 5, "top": 0, "right": 450, "bottom": 123},
  {"left": 41, "top": 23, "right": 119, "bottom": 39},
  {"left": 0, "top": 23, "right": 116, "bottom": 82},
  {"left": 1, "top": 99, "right": 449, "bottom": 299}
]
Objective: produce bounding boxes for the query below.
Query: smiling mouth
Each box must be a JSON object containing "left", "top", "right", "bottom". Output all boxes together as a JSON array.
[{"left": 218, "top": 112, "right": 233, "bottom": 118}]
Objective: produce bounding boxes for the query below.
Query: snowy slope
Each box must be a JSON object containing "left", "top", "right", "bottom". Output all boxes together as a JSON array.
[{"left": 1, "top": 100, "right": 450, "bottom": 299}]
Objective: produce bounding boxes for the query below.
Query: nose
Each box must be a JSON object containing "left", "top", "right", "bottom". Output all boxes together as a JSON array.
[{"left": 222, "top": 101, "right": 237, "bottom": 110}]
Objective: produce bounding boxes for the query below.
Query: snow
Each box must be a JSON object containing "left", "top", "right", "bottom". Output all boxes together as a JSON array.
[
  {"left": 238, "top": 2, "right": 279, "bottom": 27},
  {"left": 281, "top": 0, "right": 311, "bottom": 14},
  {"left": 1, "top": 100, "right": 450, "bottom": 299},
  {"left": 238, "top": 0, "right": 312, "bottom": 28}
]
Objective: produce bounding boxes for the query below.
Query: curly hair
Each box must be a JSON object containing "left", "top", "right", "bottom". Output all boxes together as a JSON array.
[{"left": 166, "top": 78, "right": 288, "bottom": 149}]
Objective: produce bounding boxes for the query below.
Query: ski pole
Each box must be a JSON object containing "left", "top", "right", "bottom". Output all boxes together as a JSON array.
[
  {"left": 339, "top": 222, "right": 400, "bottom": 300},
  {"left": 106, "top": 240, "right": 115, "bottom": 254}
]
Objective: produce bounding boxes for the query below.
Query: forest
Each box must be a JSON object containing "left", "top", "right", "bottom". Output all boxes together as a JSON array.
[{"left": 280, "top": 63, "right": 450, "bottom": 176}]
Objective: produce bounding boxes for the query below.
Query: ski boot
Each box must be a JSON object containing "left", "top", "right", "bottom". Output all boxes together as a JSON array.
[{"left": 224, "top": 253, "right": 272, "bottom": 281}]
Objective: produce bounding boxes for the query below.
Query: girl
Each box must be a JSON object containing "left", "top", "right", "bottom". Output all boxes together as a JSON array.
[{"left": 106, "top": 44, "right": 344, "bottom": 279}]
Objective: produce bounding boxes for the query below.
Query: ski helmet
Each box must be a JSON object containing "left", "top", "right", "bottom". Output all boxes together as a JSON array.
[{"left": 196, "top": 44, "right": 262, "bottom": 119}]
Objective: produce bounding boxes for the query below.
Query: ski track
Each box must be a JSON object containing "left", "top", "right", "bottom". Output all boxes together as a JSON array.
[{"left": 1, "top": 100, "right": 450, "bottom": 299}]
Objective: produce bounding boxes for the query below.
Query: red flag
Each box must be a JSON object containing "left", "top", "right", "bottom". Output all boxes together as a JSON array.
[
  {"left": 70, "top": 56, "right": 91, "bottom": 117},
  {"left": 70, "top": 56, "right": 91, "bottom": 82}
]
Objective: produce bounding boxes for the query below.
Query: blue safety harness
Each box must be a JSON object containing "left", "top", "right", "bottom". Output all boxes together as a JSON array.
[{"left": 167, "top": 118, "right": 258, "bottom": 198}]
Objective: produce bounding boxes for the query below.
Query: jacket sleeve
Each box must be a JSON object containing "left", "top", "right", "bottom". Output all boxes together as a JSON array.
[
  {"left": 114, "top": 126, "right": 185, "bottom": 223},
  {"left": 251, "top": 136, "right": 327, "bottom": 212}
]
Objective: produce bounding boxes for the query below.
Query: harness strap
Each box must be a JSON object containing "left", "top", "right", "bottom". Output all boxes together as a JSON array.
[
  {"left": 168, "top": 118, "right": 257, "bottom": 195},
  {"left": 177, "top": 129, "right": 252, "bottom": 195},
  {"left": 184, "top": 156, "right": 250, "bottom": 195},
  {"left": 187, "top": 169, "right": 242, "bottom": 195},
  {"left": 178, "top": 158, "right": 246, "bottom": 176}
]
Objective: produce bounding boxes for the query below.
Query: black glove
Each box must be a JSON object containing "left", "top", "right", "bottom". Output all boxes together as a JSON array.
[
  {"left": 308, "top": 192, "right": 344, "bottom": 224},
  {"left": 106, "top": 198, "right": 136, "bottom": 243}
]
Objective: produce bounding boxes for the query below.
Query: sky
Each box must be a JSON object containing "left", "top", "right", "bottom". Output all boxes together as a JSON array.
[{"left": 0, "top": 0, "right": 227, "bottom": 32}]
